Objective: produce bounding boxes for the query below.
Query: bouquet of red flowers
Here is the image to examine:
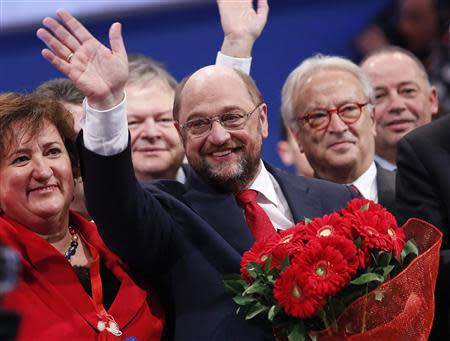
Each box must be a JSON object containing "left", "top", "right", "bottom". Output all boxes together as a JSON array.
[{"left": 224, "top": 199, "right": 442, "bottom": 340}]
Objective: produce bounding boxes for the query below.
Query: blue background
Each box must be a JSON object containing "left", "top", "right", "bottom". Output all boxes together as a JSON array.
[{"left": 0, "top": 0, "right": 388, "bottom": 172}]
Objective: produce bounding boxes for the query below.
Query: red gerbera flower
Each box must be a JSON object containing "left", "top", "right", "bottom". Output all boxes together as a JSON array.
[
  {"left": 293, "top": 235, "right": 359, "bottom": 296},
  {"left": 240, "top": 234, "right": 281, "bottom": 283},
  {"left": 341, "top": 198, "right": 385, "bottom": 216},
  {"left": 303, "top": 213, "right": 353, "bottom": 241},
  {"left": 351, "top": 209, "right": 403, "bottom": 255},
  {"left": 274, "top": 226, "right": 305, "bottom": 256},
  {"left": 273, "top": 264, "right": 325, "bottom": 318},
  {"left": 386, "top": 225, "right": 406, "bottom": 257}
]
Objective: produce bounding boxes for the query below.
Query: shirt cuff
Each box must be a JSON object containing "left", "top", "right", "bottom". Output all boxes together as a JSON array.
[
  {"left": 80, "top": 93, "right": 129, "bottom": 156},
  {"left": 216, "top": 51, "right": 252, "bottom": 75}
]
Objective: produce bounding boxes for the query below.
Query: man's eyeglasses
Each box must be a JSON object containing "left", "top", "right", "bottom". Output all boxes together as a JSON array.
[
  {"left": 295, "top": 102, "right": 370, "bottom": 131},
  {"left": 178, "top": 102, "right": 263, "bottom": 137}
]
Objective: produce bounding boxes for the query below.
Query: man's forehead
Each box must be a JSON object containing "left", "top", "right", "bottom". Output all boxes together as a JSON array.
[
  {"left": 297, "top": 69, "right": 364, "bottom": 103},
  {"left": 363, "top": 52, "right": 426, "bottom": 81},
  {"left": 180, "top": 67, "right": 253, "bottom": 114},
  {"left": 126, "top": 78, "right": 175, "bottom": 97},
  {"left": 184, "top": 65, "right": 243, "bottom": 92}
]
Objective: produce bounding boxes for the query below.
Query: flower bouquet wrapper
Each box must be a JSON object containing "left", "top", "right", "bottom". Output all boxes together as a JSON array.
[{"left": 315, "top": 218, "right": 442, "bottom": 341}]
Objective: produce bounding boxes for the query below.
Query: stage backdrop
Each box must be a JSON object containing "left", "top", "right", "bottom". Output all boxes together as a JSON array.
[{"left": 0, "top": 0, "right": 388, "bottom": 172}]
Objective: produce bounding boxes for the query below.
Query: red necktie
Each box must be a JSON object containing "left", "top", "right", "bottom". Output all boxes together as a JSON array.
[
  {"left": 351, "top": 184, "right": 363, "bottom": 198},
  {"left": 235, "top": 189, "right": 277, "bottom": 241}
]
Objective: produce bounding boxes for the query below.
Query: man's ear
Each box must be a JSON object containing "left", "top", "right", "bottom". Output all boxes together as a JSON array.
[
  {"left": 429, "top": 86, "right": 439, "bottom": 117},
  {"left": 258, "top": 103, "right": 269, "bottom": 138}
]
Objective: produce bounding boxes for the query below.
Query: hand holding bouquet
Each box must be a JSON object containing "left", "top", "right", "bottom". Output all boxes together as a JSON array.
[{"left": 224, "top": 199, "right": 442, "bottom": 341}]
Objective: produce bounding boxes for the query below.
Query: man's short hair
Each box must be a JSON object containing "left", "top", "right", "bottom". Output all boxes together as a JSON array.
[
  {"left": 173, "top": 68, "right": 263, "bottom": 121},
  {"left": 33, "top": 78, "right": 84, "bottom": 104},
  {"left": 127, "top": 53, "right": 177, "bottom": 90},
  {"left": 281, "top": 54, "right": 375, "bottom": 133},
  {"left": 360, "top": 45, "right": 431, "bottom": 85}
]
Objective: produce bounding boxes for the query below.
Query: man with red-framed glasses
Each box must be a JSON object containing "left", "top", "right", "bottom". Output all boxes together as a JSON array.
[{"left": 281, "top": 55, "right": 397, "bottom": 216}]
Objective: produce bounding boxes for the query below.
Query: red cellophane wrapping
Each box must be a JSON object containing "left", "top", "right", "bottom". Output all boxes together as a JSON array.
[{"left": 315, "top": 218, "right": 442, "bottom": 341}]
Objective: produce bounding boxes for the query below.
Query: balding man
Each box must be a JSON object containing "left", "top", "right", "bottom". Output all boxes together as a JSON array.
[
  {"left": 38, "top": 9, "right": 357, "bottom": 340},
  {"left": 360, "top": 46, "right": 438, "bottom": 170}
]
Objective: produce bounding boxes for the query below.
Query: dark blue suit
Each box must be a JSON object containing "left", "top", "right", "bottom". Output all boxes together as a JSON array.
[{"left": 78, "top": 136, "right": 357, "bottom": 340}]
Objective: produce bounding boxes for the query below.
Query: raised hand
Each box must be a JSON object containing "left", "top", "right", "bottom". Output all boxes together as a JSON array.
[
  {"left": 217, "top": 0, "right": 269, "bottom": 57},
  {"left": 37, "top": 9, "right": 128, "bottom": 110}
]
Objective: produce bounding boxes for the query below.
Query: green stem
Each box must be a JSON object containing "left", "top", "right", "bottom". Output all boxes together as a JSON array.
[
  {"left": 327, "top": 296, "right": 338, "bottom": 333},
  {"left": 318, "top": 308, "right": 331, "bottom": 336}
]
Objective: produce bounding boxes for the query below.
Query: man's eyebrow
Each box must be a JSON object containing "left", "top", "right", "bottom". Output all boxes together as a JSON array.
[{"left": 186, "top": 105, "right": 243, "bottom": 120}]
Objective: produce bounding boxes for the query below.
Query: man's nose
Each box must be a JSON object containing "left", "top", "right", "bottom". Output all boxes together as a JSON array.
[
  {"left": 207, "top": 121, "right": 231, "bottom": 145},
  {"left": 387, "top": 90, "right": 406, "bottom": 114},
  {"left": 140, "top": 118, "right": 162, "bottom": 139},
  {"left": 327, "top": 112, "right": 348, "bottom": 133}
]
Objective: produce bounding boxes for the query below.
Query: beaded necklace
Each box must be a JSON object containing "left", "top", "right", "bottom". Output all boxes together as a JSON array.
[{"left": 64, "top": 227, "right": 79, "bottom": 260}]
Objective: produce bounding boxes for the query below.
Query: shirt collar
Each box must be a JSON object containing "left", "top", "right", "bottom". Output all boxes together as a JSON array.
[
  {"left": 374, "top": 155, "right": 397, "bottom": 171},
  {"left": 351, "top": 161, "right": 377, "bottom": 200},
  {"left": 248, "top": 161, "right": 279, "bottom": 207}
]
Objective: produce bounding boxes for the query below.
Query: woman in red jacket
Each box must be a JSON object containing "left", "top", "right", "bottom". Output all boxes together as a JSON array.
[{"left": 0, "top": 93, "right": 164, "bottom": 341}]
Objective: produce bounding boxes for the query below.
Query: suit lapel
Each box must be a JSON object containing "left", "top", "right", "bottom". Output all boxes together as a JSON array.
[
  {"left": 183, "top": 171, "right": 255, "bottom": 255},
  {"left": 375, "top": 163, "right": 397, "bottom": 216},
  {"left": 266, "top": 163, "right": 323, "bottom": 223}
]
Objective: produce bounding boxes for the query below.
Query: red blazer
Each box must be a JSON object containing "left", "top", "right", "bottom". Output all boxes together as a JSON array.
[{"left": 0, "top": 212, "right": 164, "bottom": 341}]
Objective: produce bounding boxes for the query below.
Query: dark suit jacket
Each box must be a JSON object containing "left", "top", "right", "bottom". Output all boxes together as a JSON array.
[
  {"left": 375, "top": 162, "right": 397, "bottom": 218},
  {"left": 396, "top": 115, "right": 450, "bottom": 340},
  {"left": 396, "top": 115, "right": 450, "bottom": 243},
  {"left": 78, "top": 136, "right": 357, "bottom": 341}
]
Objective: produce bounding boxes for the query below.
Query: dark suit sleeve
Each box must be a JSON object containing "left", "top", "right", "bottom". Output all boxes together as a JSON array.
[
  {"left": 396, "top": 136, "right": 445, "bottom": 229},
  {"left": 397, "top": 122, "right": 450, "bottom": 340},
  {"left": 77, "top": 133, "right": 175, "bottom": 277}
]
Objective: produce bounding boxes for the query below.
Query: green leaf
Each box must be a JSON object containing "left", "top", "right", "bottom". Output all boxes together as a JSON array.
[
  {"left": 247, "top": 262, "right": 264, "bottom": 279},
  {"left": 382, "top": 264, "right": 395, "bottom": 277},
  {"left": 223, "top": 275, "right": 247, "bottom": 295},
  {"left": 268, "top": 305, "right": 282, "bottom": 321},
  {"left": 233, "top": 295, "right": 256, "bottom": 306},
  {"left": 350, "top": 272, "right": 385, "bottom": 285},
  {"left": 243, "top": 280, "right": 266, "bottom": 295},
  {"left": 401, "top": 239, "right": 419, "bottom": 263},
  {"left": 245, "top": 302, "right": 269, "bottom": 320},
  {"left": 268, "top": 266, "right": 281, "bottom": 278},
  {"left": 377, "top": 252, "right": 392, "bottom": 267},
  {"left": 354, "top": 236, "right": 362, "bottom": 249},
  {"left": 281, "top": 256, "right": 290, "bottom": 271},
  {"left": 374, "top": 290, "right": 384, "bottom": 302},
  {"left": 402, "top": 252, "right": 418, "bottom": 268},
  {"left": 288, "top": 322, "right": 306, "bottom": 341},
  {"left": 304, "top": 217, "right": 312, "bottom": 223},
  {"left": 359, "top": 203, "right": 370, "bottom": 211},
  {"left": 264, "top": 255, "right": 273, "bottom": 272}
]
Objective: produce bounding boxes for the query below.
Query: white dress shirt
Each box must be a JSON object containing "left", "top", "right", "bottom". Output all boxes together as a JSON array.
[
  {"left": 215, "top": 51, "right": 252, "bottom": 74},
  {"left": 351, "top": 161, "right": 378, "bottom": 202},
  {"left": 246, "top": 161, "right": 295, "bottom": 231}
]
